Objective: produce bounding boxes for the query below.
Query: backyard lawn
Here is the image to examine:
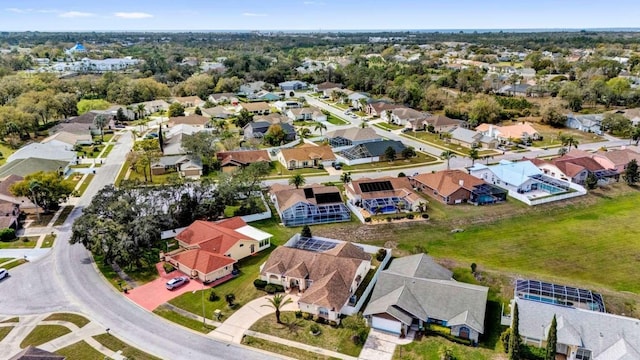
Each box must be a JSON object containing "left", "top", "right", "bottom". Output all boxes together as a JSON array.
[
  {"left": 249, "top": 312, "right": 364, "bottom": 357},
  {"left": 55, "top": 341, "right": 105, "bottom": 360}
]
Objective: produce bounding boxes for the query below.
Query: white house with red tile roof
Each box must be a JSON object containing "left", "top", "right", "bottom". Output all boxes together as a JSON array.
[{"left": 164, "top": 217, "right": 272, "bottom": 283}]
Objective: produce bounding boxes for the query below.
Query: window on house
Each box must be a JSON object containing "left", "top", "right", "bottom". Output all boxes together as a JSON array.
[
  {"left": 576, "top": 349, "right": 591, "bottom": 360},
  {"left": 239, "top": 244, "right": 244, "bottom": 247}
]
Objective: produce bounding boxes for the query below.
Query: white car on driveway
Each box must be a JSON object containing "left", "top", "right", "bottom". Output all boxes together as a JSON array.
[
  {"left": 166, "top": 276, "right": 189, "bottom": 290},
  {"left": 0, "top": 268, "right": 8, "bottom": 280}
]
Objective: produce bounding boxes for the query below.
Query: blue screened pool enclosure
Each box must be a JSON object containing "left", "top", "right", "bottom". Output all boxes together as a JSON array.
[{"left": 515, "top": 279, "right": 605, "bottom": 312}]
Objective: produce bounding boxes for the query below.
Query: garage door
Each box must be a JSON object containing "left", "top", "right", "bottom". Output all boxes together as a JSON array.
[{"left": 371, "top": 316, "right": 402, "bottom": 334}]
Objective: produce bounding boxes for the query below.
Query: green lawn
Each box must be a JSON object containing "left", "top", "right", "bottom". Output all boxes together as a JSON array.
[
  {"left": 242, "top": 335, "right": 335, "bottom": 360},
  {"left": 531, "top": 123, "right": 605, "bottom": 148},
  {"left": 69, "top": 163, "right": 92, "bottom": 169},
  {"left": 77, "top": 174, "right": 95, "bottom": 196},
  {"left": 55, "top": 340, "right": 105, "bottom": 360},
  {"left": 249, "top": 312, "right": 364, "bottom": 357},
  {"left": 341, "top": 152, "right": 439, "bottom": 172},
  {"left": 126, "top": 167, "right": 177, "bottom": 185},
  {"left": 44, "top": 313, "right": 90, "bottom": 328},
  {"left": 153, "top": 306, "right": 216, "bottom": 333},
  {"left": 326, "top": 114, "right": 349, "bottom": 125},
  {"left": 0, "top": 317, "right": 18, "bottom": 323},
  {"left": 169, "top": 246, "right": 276, "bottom": 319},
  {"left": 0, "top": 142, "right": 17, "bottom": 166},
  {"left": 115, "top": 161, "right": 129, "bottom": 186},
  {"left": 0, "top": 237, "right": 39, "bottom": 249},
  {"left": 394, "top": 335, "right": 495, "bottom": 360},
  {"left": 373, "top": 122, "right": 404, "bottom": 131},
  {"left": 332, "top": 102, "right": 350, "bottom": 110},
  {"left": 100, "top": 144, "right": 114, "bottom": 158},
  {"left": 77, "top": 144, "right": 105, "bottom": 159},
  {"left": 268, "top": 161, "right": 328, "bottom": 178},
  {"left": 20, "top": 325, "right": 71, "bottom": 348},
  {"left": 0, "top": 258, "right": 13, "bottom": 264},
  {"left": 402, "top": 131, "right": 499, "bottom": 156},
  {"left": 41, "top": 234, "right": 56, "bottom": 248},
  {"left": 93, "top": 334, "right": 161, "bottom": 360},
  {"left": 54, "top": 206, "right": 75, "bottom": 226},
  {"left": 2, "top": 258, "right": 28, "bottom": 270},
  {"left": 0, "top": 326, "right": 14, "bottom": 342}
]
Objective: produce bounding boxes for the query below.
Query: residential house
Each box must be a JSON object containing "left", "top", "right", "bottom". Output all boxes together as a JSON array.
[
  {"left": 449, "top": 127, "right": 498, "bottom": 149},
  {"left": 510, "top": 279, "right": 640, "bottom": 360},
  {"left": 8, "top": 141, "right": 77, "bottom": 163},
  {"left": 243, "top": 121, "right": 295, "bottom": 141},
  {"left": 475, "top": 122, "right": 541, "bottom": 143},
  {"left": 208, "top": 93, "right": 239, "bottom": 106},
  {"left": 0, "top": 201, "right": 20, "bottom": 231},
  {"left": 151, "top": 155, "right": 203, "bottom": 179},
  {"left": 593, "top": 148, "right": 640, "bottom": 173},
  {"left": 240, "top": 102, "right": 271, "bottom": 116},
  {"left": 383, "top": 107, "right": 428, "bottom": 126},
  {"left": 286, "top": 107, "right": 327, "bottom": 122},
  {"left": 366, "top": 101, "right": 403, "bottom": 117},
  {"left": 165, "top": 218, "right": 272, "bottom": 283},
  {"left": 269, "top": 184, "right": 351, "bottom": 226},
  {"left": 348, "top": 92, "right": 369, "bottom": 110},
  {"left": 273, "top": 100, "right": 303, "bottom": 113},
  {"left": 346, "top": 176, "right": 422, "bottom": 215},
  {"left": 611, "top": 108, "right": 640, "bottom": 126},
  {"left": 566, "top": 114, "right": 603, "bottom": 134},
  {"left": 0, "top": 174, "right": 35, "bottom": 212},
  {"left": 0, "top": 158, "right": 71, "bottom": 179},
  {"left": 277, "top": 144, "right": 336, "bottom": 170},
  {"left": 168, "top": 115, "right": 210, "bottom": 128},
  {"left": 239, "top": 81, "right": 266, "bottom": 97},
  {"left": 254, "top": 113, "right": 291, "bottom": 125},
  {"left": 260, "top": 236, "right": 371, "bottom": 321},
  {"left": 531, "top": 154, "right": 618, "bottom": 185},
  {"left": 364, "top": 254, "right": 488, "bottom": 342},
  {"left": 42, "top": 131, "right": 93, "bottom": 147},
  {"left": 172, "top": 96, "right": 205, "bottom": 108},
  {"left": 250, "top": 90, "right": 281, "bottom": 102},
  {"left": 161, "top": 126, "right": 202, "bottom": 156},
  {"left": 497, "top": 84, "right": 531, "bottom": 96},
  {"left": 313, "top": 81, "right": 343, "bottom": 93},
  {"left": 216, "top": 150, "right": 271, "bottom": 173},
  {"left": 407, "top": 115, "right": 463, "bottom": 133},
  {"left": 99, "top": 105, "right": 136, "bottom": 121},
  {"left": 132, "top": 100, "right": 170, "bottom": 116},
  {"left": 337, "top": 140, "right": 407, "bottom": 166},
  {"left": 201, "top": 106, "right": 232, "bottom": 119},
  {"left": 325, "top": 127, "right": 382, "bottom": 148},
  {"left": 411, "top": 170, "right": 507, "bottom": 205},
  {"left": 279, "top": 80, "right": 308, "bottom": 92}
]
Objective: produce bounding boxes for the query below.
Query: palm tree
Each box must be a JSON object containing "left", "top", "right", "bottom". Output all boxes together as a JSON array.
[
  {"left": 136, "top": 104, "right": 146, "bottom": 120},
  {"left": 93, "top": 114, "right": 109, "bottom": 142},
  {"left": 441, "top": 150, "right": 457, "bottom": 170},
  {"left": 340, "top": 171, "right": 352, "bottom": 184},
  {"left": 298, "top": 128, "right": 311, "bottom": 139},
  {"left": 313, "top": 122, "right": 327, "bottom": 136},
  {"left": 559, "top": 134, "right": 579, "bottom": 154},
  {"left": 440, "top": 132, "right": 452, "bottom": 143},
  {"left": 385, "top": 110, "right": 393, "bottom": 124},
  {"left": 289, "top": 174, "right": 306, "bottom": 189},
  {"left": 262, "top": 294, "right": 293, "bottom": 324},
  {"left": 468, "top": 147, "right": 479, "bottom": 165}
]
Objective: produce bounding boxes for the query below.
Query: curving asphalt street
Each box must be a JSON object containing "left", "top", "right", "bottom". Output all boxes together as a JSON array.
[{"left": 0, "top": 131, "right": 279, "bottom": 360}]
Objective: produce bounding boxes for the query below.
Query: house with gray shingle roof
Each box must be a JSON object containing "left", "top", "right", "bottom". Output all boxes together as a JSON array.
[
  {"left": 449, "top": 127, "right": 498, "bottom": 149},
  {"left": 364, "top": 254, "right": 488, "bottom": 342}
]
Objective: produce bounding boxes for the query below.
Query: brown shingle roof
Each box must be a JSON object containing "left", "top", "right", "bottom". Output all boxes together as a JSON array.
[
  {"left": 168, "top": 115, "right": 209, "bottom": 126},
  {"left": 597, "top": 148, "right": 640, "bottom": 167},
  {"left": 240, "top": 102, "right": 271, "bottom": 112},
  {"left": 270, "top": 184, "right": 343, "bottom": 212},
  {"left": 315, "top": 82, "right": 343, "bottom": 91},
  {"left": 279, "top": 144, "right": 335, "bottom": 162},
  {"left": 412, "top": 170, "right": 485, "bottom": 197},
  {"left": 326, "top": 127, "right": 380, "bottom": 142},
  {"left": 173, "top": 96, "right": 203, "bottom": 105},
  {"left": 217, "top": 150, "right": 270, "bottom": 167}
]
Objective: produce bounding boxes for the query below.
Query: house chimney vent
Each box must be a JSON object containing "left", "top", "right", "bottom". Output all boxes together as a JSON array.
[{"left": 459, "top": 180, "right": 464, "bottom": 187}]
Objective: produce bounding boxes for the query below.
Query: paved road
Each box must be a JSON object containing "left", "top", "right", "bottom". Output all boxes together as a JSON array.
[{"left": 0, "top": 131, "right": 279, "bottom": 360}]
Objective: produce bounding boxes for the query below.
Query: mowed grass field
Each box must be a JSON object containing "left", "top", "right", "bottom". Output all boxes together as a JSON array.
[{"left": 383, "top": 185, "right": 640, "bottom": 294}]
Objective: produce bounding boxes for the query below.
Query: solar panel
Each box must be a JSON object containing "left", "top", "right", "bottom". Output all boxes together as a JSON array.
[
  {"left": 303, "top": 188, "right": 314, "bottom": 199},
  {"left": 291, "top": 237, "right": 338, "bottom": 252},
  {"left": 359, "top": 180, "right": 393, "bottom": 193},
  {"left": 315, "top": 192, "right": 342, "bottom": 204}
]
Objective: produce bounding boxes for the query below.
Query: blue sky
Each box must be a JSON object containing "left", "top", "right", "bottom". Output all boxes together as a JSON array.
[{"left": 2, "top": 0, "right": 640, "bottom": 31}]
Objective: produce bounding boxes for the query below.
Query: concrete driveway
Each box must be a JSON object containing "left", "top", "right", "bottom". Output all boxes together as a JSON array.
[
  {"left": 358, "top": 329, "right": 414, "bottom": 360},
  {"left": 211, "top": 294, "right": 299, "bottom": 343}
]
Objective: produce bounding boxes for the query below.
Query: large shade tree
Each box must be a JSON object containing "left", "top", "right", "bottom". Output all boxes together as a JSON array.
[{"left": 10, "top": 171, "right": 75, "bottom": 213}]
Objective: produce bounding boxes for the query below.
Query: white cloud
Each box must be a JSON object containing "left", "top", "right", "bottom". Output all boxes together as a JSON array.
[
  {"left": 114, "top": 12, "right": 153, "bottom": 19},
  {"left": 6, "top": 8, "right": 60, "bottom": 14},
  {"left": 59, "top": 11, "right": 95, "bottom": 18},
  {"left": 242, "top": 12, "right": 267, "bottom": 17},
  {"left": 6, "top": 8, "right": 31, "bottom": 13},
  {"left": 36, "top": 9, "right": 61, "bottom": 14}
]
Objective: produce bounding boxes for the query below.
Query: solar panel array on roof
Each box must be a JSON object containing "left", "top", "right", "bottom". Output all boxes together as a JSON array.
[
  {"left": 291, "top": 237, "right": 338, "bottom": 252},
  {"left": 303, "top": 188, "right": 314, "bottom": 199},
  {"left": 359, "top": 180, "right": 393, "bottom": 193},
  {"left": 315, "top": 192, "right": 342, "bottom": 204}
]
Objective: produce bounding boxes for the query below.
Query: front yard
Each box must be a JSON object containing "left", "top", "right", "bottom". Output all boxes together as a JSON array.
[
  {"left": 249, "top": 312, "right": 365, "bottom": 357},
  {"left": 394, "top": 335, "right": 495, "bottom": 360},
  {"left": 402, "top": 131, "right": 499, "bottom": 156},
  {"left": 373, "top": 122, "right": 404, "bottom": 131},
  {"left": 326, "top": 114, "right": 349, "bottom": 125},
  {"left": 530, "top": 122, "right": 605, "bottom": 148},
  {"left": 268, "top": 161, "right": 328, "bottom": 177},
  {"left": 341, "top": 151, "right": 439, "bottom": 172},
  {"left": 0, "top": 236, "right": 39, "bottom": 249}
]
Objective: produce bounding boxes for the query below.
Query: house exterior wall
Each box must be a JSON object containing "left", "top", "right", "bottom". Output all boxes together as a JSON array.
[
  {"left": 166, "top": 258, "right": 233, "bottom": 283},
  {"left": 537, "top": 164, "right": 569, "bottom": 182},
  {"left": 180, "top": 168, "right": 202, "bottom": 178},
  {"left": 225, "top": 239, "right": 261, "bottom": 260},
  {"left": 450, "top": 325, "right": 480, "bottom": 343},
  {"left": 298, "top": 302, "right": 341, "bottom": 321},
  {"left": 351, "top": 261, "right": 371, "bottom": 293}
]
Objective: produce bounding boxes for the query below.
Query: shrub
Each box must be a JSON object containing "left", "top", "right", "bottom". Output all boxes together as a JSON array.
[
  {"left": 386, "top": 217, "right": 392, "bottom": 222},
  {"left": 422, "top": 213, "right": 430, "bottom": 219},
  {"left": 500, "top": 328, "right": 511, "bottom": 353},
  {"left": 302, "top": 312, "right": 313, "bottom": 320},
  {"left": 300, "top": 225, "right": 312, "bottom": 238},
  {"left": 309, "top": 323, "right": 321, "bottom": 335},
  {"left": 208, "top": 291, "right": 220, "bottom": 302},
  {"left": 162, "top": 263, "right": 175, "bottom": 273},
  {"left": 92, "top": 146, "right": 100, "bottom": 153},
  {"left": 352, "top": 328, "right": 369, "bottom": 345},
  {"left": 0, "top": 228, "right": 15, "bottom": 242},
  {"left": 364, "top": 217, "right": 372, "bottom": 223},
  {"left": 317, "top": 164, "right": 324, "bottom": 169},
  {"left": 375, "top": 248, "right": 387, "bottom": 262},
  {"left": 295, "top": 310, "right": 303, "bottom": 318},
  {"left": 406, "top": 214, "right": 415, "bottom": 219},
  {"left": 521, "top": 344, "right": 545, "bottom": 360},
  {"left": 272, "top": 284, "right": 285, "bottom": 292},
  {"left": 315, "top": 317, "right": 326, "bottom": 324},
  {"left": 265, "top": 284, "right": 276, "bottom": 294},
  {"left": 253, "top": 279, "right": 267, "bottom": 290},
  {"left": 398, "top": 172, "right": 406, "bottom": 177}
]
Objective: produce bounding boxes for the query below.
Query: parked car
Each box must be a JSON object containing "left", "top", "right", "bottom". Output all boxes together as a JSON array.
[
  {"left": 0, "top": 268, "right": 8, "bottom": 280},
  {"left": 114, "top": 124, "right": 126, "bottom": 129},
  {"left": 166, "top": 276, "right": 189, "bottom": 290}
]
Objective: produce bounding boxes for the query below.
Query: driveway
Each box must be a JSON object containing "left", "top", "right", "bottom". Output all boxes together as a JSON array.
[
  {"left": 358, "top": 329, "right": 414, "bottom": 360},
  {"left": 211, "top": 294, "right": 299, "bottom": 343},
  {"left": 126, "top": 276, "right": 205, "bottom": 311}
]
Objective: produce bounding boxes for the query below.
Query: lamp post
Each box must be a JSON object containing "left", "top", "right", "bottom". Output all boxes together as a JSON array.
[{"left": 193, "top": 280, "right": 206, "bottom": 327}]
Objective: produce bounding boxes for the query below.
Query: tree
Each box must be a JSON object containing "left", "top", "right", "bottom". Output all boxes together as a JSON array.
[
  {"left": 559, "top": 82, "right": 583, "bottom": 112},
  {"left": 298, "top": 127, "right": 311, "bottom": 139},
  {"left": 313, "top": 121, "right": 327, "bottom": 135},
  {"left": 601, "top": 113, "right": 633, "bottom": 136},
  {"left": 545, "top": 315, "right": 557, "bottom": 360},
  {"left": 468, "top": 94, "right": 502, "bottom": 126},
  {"left": 168, "top": 102, "right": 185, "bottom": 117},
  {"left": 559, "top": 133, "right": 579, "bottom": 154},
  {"left": 262, "top": 294, "right": 293, "bottom": 324},
  {"left": 136, "top": 103, "right": 146, "bottom": 120},
  {"left": 385, "top": 146, "right": 397, "bottom": 162},
  {"left": 181, "top": 131, "right": 217, "bottom": 169},
  {"left": 624, "top": 159, "right": 640, "bottom": 185},
  {"left": 508, "top": 302, "right": 522, "bottom": 360},
  {"left": 158, "top": 126, "right": 164, "bottom": 153},
  {"left": 441, "top": 150, "right": 457, "bottom": 170},
  {"left": 631, "top": 125, "right": 640, "bottom": 146},
  {"left": 541, "top": 104, "right": 567, "bottom": 128},
  {"left": 194, "top": 106, "right": 202, "bottom": 115},
  {"left": 264, "top": 124, "right": 287, "bottom": 146},
  {"left": 133, "top": 139, "right": 162, "bottom": 182},
  {"left": 401, "top": 147, "right": 416, "bottom": 159},
  {"left": 234, "top": 109, "right": 253, "bottom": 128},
  {"left": 289, "top": 174, "right": 306, "bottom": 189},
  {"left": 585, "top": 172, "right": 598, "bottom": 190},
  {"left": 300, "top": 225, "right": 312, "bottom": 238},
  {"left": 10, "top": 171, "right": 75, "bottom": 213},
  {"left": 93, "top": 114, "right": 109, "bottom": 142},
  {"left": 468, "top": 147, "right": 479, "bottom": 165},
  {"left": 340, "top": 171, "right": 352, "bottom": 184}
]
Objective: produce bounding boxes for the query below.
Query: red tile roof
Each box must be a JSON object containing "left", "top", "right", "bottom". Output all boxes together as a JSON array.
[
  {"left": 171, "top": 249, "right": 236, "bottom": 275},
  {"left": 176, "top": 218, "right": 249, "bottom": 255},
  {"left": 412, "top": 170, "right": 485, "bottom": 197}
]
